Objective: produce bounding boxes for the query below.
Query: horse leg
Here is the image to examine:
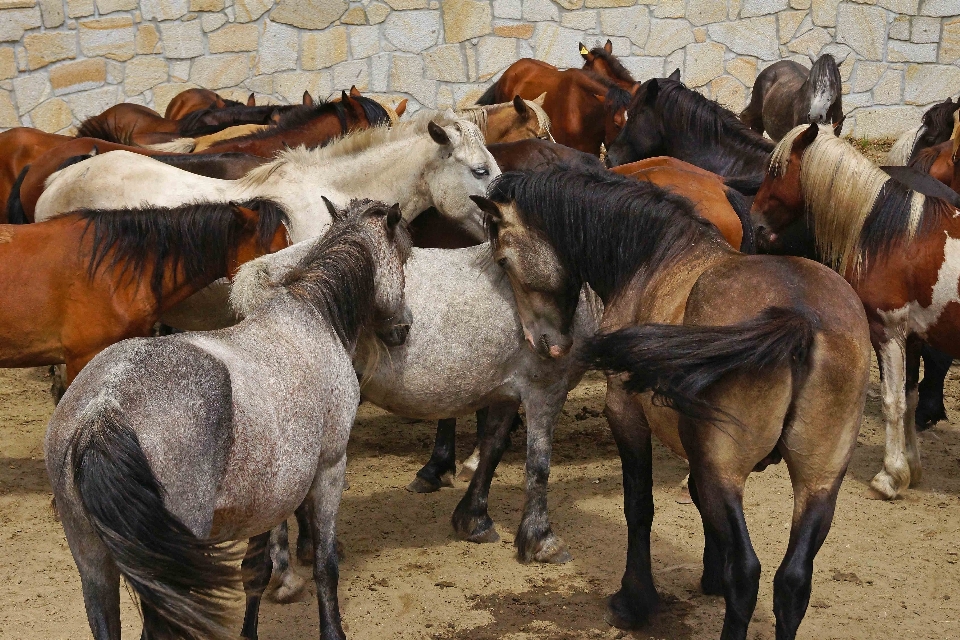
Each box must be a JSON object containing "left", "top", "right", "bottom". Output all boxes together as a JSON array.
[
  {"left": 451, "top": 402, "right": 520, "bottom": 543},
  {"left": 688, "top": 474, "right": 724, "bottom": 595},
  {"left": 870, "top": 336, "right": 911, "bottom": 499},
  {"left": 408, "top": 418, "right": 457, "bottom": 492},
  {"left": 240, "top": 532, "right": 272, "bottom": 639},
  {"left": 916, "top": 343, "right": 951, "bottom": 430},
  {"left": 304, "top": 454, "right": 348, "bottom": 640},
  {"left": 603, "top": 382, "right": 659, "bottom": 629},
  {"left": 904, "top": 336, "right": 923, "bottom": 485},
  {"left": 266, "top": 520, "right": 307, "bottom": 603},
  {"left": 515, "top": 386, "right": 571, "bottom": 564},
  {"left": 295, "top": 503, "right": 314, "bottom": 565},
  {"left": 739, "top": 82, "right": 766, "bottom": 134},
  {"left": 458, "top": 408, "right": 487, "bottom": 482}
]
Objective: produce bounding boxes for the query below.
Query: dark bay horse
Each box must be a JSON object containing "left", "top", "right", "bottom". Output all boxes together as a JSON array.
[
  {"left": 753, "top": 122, "right": 960, "bottom": 500},
  {"left": 606, "top": 76, "right": 776, "bottom": 178},
  {"left": 164, "top": 88, "right": 248, "bottom": 120},
  {"left": 887, "top": 96, "right": 959, "bottom": 165},
  {"left": 46, "top": 198, "right": 410, "bottom": 640},
  {"left": 0, "top": 199, "right": 287, "bottom": 386},
  {"left": 472, "top": 167, "right": 869, "bottom": 640},
  {"left": 739, "top": 54, "right": 843, "bottom": 141}
]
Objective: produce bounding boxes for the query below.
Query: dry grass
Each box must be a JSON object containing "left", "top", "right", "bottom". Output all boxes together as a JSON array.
[{"left": 846, "top": 136, "right": 895, "bottom": 165}]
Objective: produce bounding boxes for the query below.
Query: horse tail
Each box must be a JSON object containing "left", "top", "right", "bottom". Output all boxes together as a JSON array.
[
  {"left": 724, "top": 186, "right": 756, "bottom": 254},
  {"left": 72, "top": 395, "right": 237, "bottom": 640},
  {"left": 475, "top": 83, "right": 499, "bottom": 106},
  {"left": 722, "top": 172, "right": 764, "bottom": 196},
  {"left": 583, "top": 306, "right": 819, "bottom": 425},
  {"left": 5, "top": 165, "right": 29, "bottom": 224}
]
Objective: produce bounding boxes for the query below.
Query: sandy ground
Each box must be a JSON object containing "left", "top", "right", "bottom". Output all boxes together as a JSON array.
[{"left": 2, "top": 361, "right": 960, "bottom": 640}]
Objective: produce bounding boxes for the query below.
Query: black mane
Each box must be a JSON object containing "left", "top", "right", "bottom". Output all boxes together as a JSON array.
[
  {"left": 176, "top": 104, "right": 302, "bottom": 137},
  {"left": 76, "top": 116, "right": 130, "bottom": 146},
  {"left": 587, "top": 46, "right": 635, "bottom": 84},
  {"left": 282, "top": 198, "right": 411, "bottom": 347},
  {"left": 74, "top": 199, "right": 288, "bottom": 303},
  {"left": 915, "top": 98, "right": 959, "bottom": 157},
  {"left": 605, "top": 84, "right": 633, "bottom": 114},
  {"left": 486, "top": 167, "right": 719, "bottom": 300},
  {"left": 651, "top": 79, "right": 775, "bottom": 158},
  {"left": 859, "top": 180, "right": 952, "bottom": 267}
]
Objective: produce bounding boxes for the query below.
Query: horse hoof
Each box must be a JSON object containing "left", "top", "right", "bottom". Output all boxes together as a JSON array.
[
  {"left": 457, "top": 466, "right": 476, "bottom": 482},
  {"left": 532, "top": 540, "right": 572, "bottom": 564},
  {"left": 868, "top": 471, "right": 904, "bottom": 500},
  {"left": 466, "top": 524, "right": 500, "bottom": 544},
  {"left": 406, "top": 476, "right": 441, "bottom": 493},
  {"left": 270, "top": 571, "right": 307, "bottom": 604},
  {"left": 605, "top": 590, "right": 654, "bottom": 630},
  {"left": 675, "top": 486, "right": 692, "bottom": 505}
]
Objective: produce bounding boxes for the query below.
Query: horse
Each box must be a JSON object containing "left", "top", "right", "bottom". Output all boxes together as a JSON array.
[
  {"left": 471, "top": 166, "right": 870, "bottom": 640},
  {"left": 739, "top": 54, "right": 843, "bottom": 141},
  {"left": 886, "top": 97, "right": 960, "bottom": 165},
  {"left": 580, "top": 40, "right": 636, "bottom": 90},
  {"left": 0, "top": 127, "right": 71, "bottom": 218},
  {"left": 232, "top": 241, "right": 598, "bottom": 596},
  {"left": 75, "top": 103, "right": 188, "bottom": 147},
  {"left": 0, "top": 199, "right": 287, "bottom": 392},
  {"left": 164, "top": 88, "right": 248, "bottom": 120},
  {"left": 37, "top": 116, "right": 499, "bottom": 330},
  {"left": 456, "top": 94, "right": 554, "bottom": 143},
  {"left": 46, "top": 198, "right": 410, "bottom": 640},
  {"left": 752, "top": 122, "right": 960, "bottom": 500},
  {"left": 606, "top": 76, "right": 776, "bottom": 179}
]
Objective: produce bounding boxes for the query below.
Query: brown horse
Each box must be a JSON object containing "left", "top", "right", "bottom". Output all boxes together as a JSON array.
[
  {"left": 75, "top": 103, "right": 186, "bottom": 146},
  {"left": 0, "top": 127, "right": 71, "bottom": 220},
  {"left": 0, "top": 199, "right": 288, "bottom": 387},
  {"left": 580, "top": 40, "right": 636, "bottom": 90},
  {"left": 909, "top": 139, "right": 954, "bottom": 185},
  {"left": 472, "top": 166, "right": 869, "bottom": 640},
  {"left": 753, "top": 123, "right": 960, "bottom": 500},
  {"left": 164, "top": 88, "right": 249, "bottom": 120}
]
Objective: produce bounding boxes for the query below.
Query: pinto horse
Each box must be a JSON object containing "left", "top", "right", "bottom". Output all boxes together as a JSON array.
[
  {"left": 46, "top": 199, "right": 410, "bottom": 640},
  {"left": 739, "top": 54, "right": 843, "bottom": 141},
  {"left": 164, "top": 88, "right": 249, "bottom": 120},
  {"left": 753, "top": 123, "right": 960, "bottom": 500},
  {"left": 472, "top": 167, "right": 869, "bottom": 640},
  {"left": 0, "top": 199, "right": 287, "bottom": 386},
  {"left": 606, "top": 76, "right": 776, "bottom": 178}
]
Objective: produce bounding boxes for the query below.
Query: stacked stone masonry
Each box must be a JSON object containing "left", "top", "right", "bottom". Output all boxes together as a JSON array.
[{"left": 2, "top": 0, "right": 960, "bottom": 138}]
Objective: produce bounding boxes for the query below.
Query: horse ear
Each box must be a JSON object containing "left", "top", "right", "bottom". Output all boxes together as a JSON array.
[
  {"left": 428, "top": 120, "right": 450, "bottom": 146},
  {"left": 604, "top": 39, "right": 613, "bottom": 54},
  {"left": 395, "top": 98, "right": 408, "bottom": 117},
  {"left": 302, "top": 91, "right": 313, "bottom": 106},
  {"left": 321, "top": 196, "right": 341, "bottom": 221},
  {"left": 797, "top": 122, "right": 820, "bottom": 149},
  {"left": 832, "top": 115, "right": 846, "bottom": 136},
  {"left": 231, "top": 204, "right": 259, "bottom": 230},
  {"left": 384, "top": 203, "right": 402, "bottom": 234},
  {"left": 579, "top": 42, "right": 589, "bottom": 59},
  {"left": 629, "top": 82, "right": 640, "bottom": 96},
  {"left": 593, "top": 94, "right": 605, "bottom": 104},
  {"left": 340, "top": 90, "right": 349, "bottom": 103},
  {"left": 668, "top": 68, "right": 681, "bottom": 82},
  {"left": 469, "top": 195, "right": 502, "bottom": 224},
  {"left": 350, "top": 85, "right": 361, "bottom": 97},
  {"left": 533, "top": 92, "right": 546, "bottom": 106},
  {"left": 645, "top": 79, "right": 660, "bottom": 104},
  {"left": 247, "top": 93, "right": 256, "bottom": 107},
  {"left": 513, "top": 95, "right": 529, "bottom": 118}
]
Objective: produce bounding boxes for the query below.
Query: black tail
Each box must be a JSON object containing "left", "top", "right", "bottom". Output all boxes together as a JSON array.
[
  {"left": 723, "top": 172, "right": 765, "bottom": 196},
  {"left": 584, "top": 306, "right": 819, "bottom": 424},
  {"left": 724, "top": 186, "right": 756, "bottom": 254},
  {"left": 72, "top": 399, "right": 238, "bottom": 640},
  {"left": 475, "top": 83, "right": 499, "bottom": 105},
  {"left": 5, "top": 165, "right": 29, "bottom": 224}
]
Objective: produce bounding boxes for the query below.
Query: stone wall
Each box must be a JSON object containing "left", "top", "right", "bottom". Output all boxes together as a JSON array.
[{"left": 1, "top": 0, "right": 959, "bottom": 138}]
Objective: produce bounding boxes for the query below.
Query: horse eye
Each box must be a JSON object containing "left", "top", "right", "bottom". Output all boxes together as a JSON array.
[
  {"left": 472, "top": 166, "right": 489, "bottom": 177},
  {"left": 497, "top": 257, "right": 507, "bottom": 268}
]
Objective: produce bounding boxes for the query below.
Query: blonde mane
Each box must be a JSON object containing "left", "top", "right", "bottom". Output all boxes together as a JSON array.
[
  {"left": 885, "top": 125, "right": 922, "bottom": 166},
  {"left": 953, "top": 114, "right": 960, "bottom": 158},
  {"left": 772, "top": 124, "right": 924, "bottom": 274}
]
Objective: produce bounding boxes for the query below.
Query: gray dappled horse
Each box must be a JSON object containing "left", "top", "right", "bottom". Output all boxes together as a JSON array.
[{"left": 46, "top": 198, "right": 411, "bottom": 640}]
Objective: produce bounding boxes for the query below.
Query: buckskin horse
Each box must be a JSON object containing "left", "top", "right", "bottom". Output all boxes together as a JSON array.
[
  {"left": 46, "top": 198, "right": 411, "bottom": 640},
  {"left": 752, "top": 122, "right": 960, "bottom": 500},
  {"left": 471, "top": 167, "right": 870, "bottom": 640}
]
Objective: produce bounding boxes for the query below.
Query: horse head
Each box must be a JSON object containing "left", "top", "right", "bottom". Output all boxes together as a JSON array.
[{"left": 605, "top": 77, "right": 667, "bottom": 167}]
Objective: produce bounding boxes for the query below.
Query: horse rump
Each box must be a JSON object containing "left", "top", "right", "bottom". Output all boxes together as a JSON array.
[
  {"left": 583, "top": 306, "right": 820, "bottom": 424},
  {"left": 5, "top": 165, "right": 29, "bottom": 224},
  {"left": 71, "top": 397, "right": 238, "bottom": 640}
]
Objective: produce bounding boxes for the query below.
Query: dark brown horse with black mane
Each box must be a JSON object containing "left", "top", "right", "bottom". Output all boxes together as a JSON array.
[
  {"left": 472, "top": 166, "right": 869, "bottom": 640},
  {"left": 887, "top": 96, "right": 959, "bottom": 165},
  {"left": 606, "top": 76, "right": 776, "bottom": 179}
]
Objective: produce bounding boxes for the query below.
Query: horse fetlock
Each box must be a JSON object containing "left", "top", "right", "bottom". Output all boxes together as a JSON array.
[
  {"left": 907, "top": 454, "right": 923, "bottom": 487},
  {"left": 269, "top": 568, "right": 307, "bottom": 604},
  {"left": 515, "top": 526, "right": 572, "bottom": 564},
  {"left": 869, "top": 464, "right": 909, "bottom": 499},
  {"left": 606, "top": 584, "right": 659, "bottom": 630}
]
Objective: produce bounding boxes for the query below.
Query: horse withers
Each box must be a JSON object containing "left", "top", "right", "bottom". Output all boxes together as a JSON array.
[
  {"left": 46, "top": 198, "right": 411, "bottom": 640},
  {"left": 471, "top": 167, "right": 870, "bottom": 640}
]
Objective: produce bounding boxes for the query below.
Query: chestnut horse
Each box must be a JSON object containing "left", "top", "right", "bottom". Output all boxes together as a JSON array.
[
  {"left": 0, "top": 199, "right": 288, "bottom": 387},
  {"left": 0, "top": 128, "right": 70, "bottom": 217},
  {"left": 164, "top": 88, "right": 249, "bottom": 120},
  {"left": 472, "top": 167, "right": 869, "bottom": 640},
  {"left": 752, "top": 123, "right": 960, "bottom": 500}
]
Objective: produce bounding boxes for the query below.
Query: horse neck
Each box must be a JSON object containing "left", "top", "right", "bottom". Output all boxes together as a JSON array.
[{"left": 669, "top": 130, "right": 770, "bottom": 177}]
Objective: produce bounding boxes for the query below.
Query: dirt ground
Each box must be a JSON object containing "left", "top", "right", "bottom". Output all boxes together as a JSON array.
[{"left": 2, "top": 359, "right": 960, "bottom": 640}]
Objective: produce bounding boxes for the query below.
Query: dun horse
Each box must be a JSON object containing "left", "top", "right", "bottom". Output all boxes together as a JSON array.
[
  {"left": 753, "top": 123, "right": 960, "bottom": 500},
  {"left": 46, "top": 198, "right": 411, "bottom": 640},
  {"left": 739, "top": 54, "right": 843, "bottom": 141},
  {"left": 471, "top": 167, "right": 870, "bottom": 640}
]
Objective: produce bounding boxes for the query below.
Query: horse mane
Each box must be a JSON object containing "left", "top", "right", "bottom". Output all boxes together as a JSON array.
[
  {"left": 457, "top": 99, "right": 553, "bottom": 139},
  {"left": 653, "top": 79, "right": 775, "bottom": 157},
  {"left": 587, "top": 45, "right": 635, "bottom": 84},
  {"left": 605, "top": 85, "right": 633, "bottom": 114},
  {"left": 75, "top": 116, "right": 130, "bottom": 146},
  {"left": 486, "top": 167, "right": 718, "bottom": 301},
  {"left": 887, "top": 125, "right": 923, "bottom": 165},
  {"left": 72, "top": 199, "right": 288, "bottom": 304},
  {"left": 922, "top": 97, "right": 959, "bottom": 144},
  {"left": 772, "top": 124, "right": 941, "bottom": 275},
  {"left": 280, "top": 198, "right": 411, "bottom": 347}
]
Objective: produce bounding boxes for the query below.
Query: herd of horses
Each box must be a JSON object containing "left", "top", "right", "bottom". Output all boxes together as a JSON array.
[{"left": 2, "top": 38, "right": 960, "bottom": 640}]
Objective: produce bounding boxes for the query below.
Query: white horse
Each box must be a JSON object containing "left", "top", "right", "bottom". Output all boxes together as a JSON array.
[
  {"left": 37, "top": 116, "right": 498, "bottom": 330},
  {"left": 230, "top": 242, "right": 600, "bottom": 597}
]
